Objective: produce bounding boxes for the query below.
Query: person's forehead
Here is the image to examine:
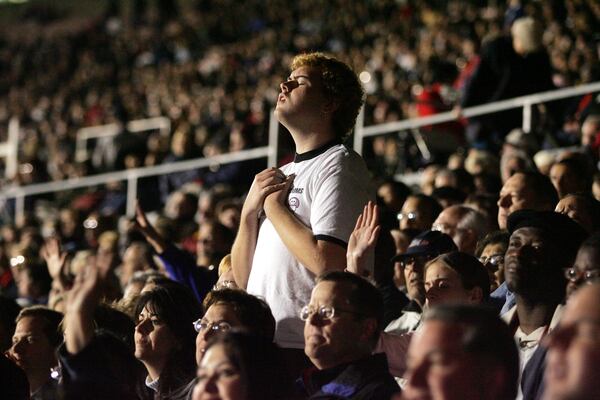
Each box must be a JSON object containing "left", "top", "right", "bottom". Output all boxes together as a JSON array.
[
  {"left": 425, "top": 262, "right": 459, "bottom": 281},
  {"left": 511, "top": 226, "right": 545, "bottom": 241},
  {"left": 482, "top": 242, "right": 505, "bottom": 256},
  {"left": 289, "top": 65, "right": 321, "bottom": 80},
  {"left": 205, "top": 303, "right": 241, "bottom": 324},
  {"left": 436, "top": 208, "right": 460, "bottom": 224},
  {"left": 403, "top": 196, "right": 422, "bottom": 211},
  {"left": 564, "top": 285, "right": 600, "bottom": 324},
  {"left": 15, "top": 316, "right": 45, "bottom": 334},
  {"left": 411, "top": 320, "right": 463, "bottom": 354},
  {"left": 502, "top": 174, "right": 527, "bottom": 192},
  {"left": 312, "top": 280, "right": 350, "bottom": 305},
  {"left": 575, "top": 246, "right": 600, "bottom": 269}
]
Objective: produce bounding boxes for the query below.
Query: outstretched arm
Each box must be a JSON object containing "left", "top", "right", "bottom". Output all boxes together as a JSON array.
[
  {"left": 346, "top": 201, "right": 380, "bottom": 279},
  {"left": 231, "top": 167, "right": 288, "bottom": 289}
]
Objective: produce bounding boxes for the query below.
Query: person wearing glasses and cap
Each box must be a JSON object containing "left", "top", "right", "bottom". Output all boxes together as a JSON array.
[
  {"left": 298, "top": 271, "right": 399, "bottom": 399},
  {"left": 390, "top": 230, "right": 457, "bottom": 319}
]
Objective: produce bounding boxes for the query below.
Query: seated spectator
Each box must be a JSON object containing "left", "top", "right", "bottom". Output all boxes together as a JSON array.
[
  {"left": 397, "top": 194, "right": 442, "bottom": 232},
  {"left": 542, "top": 283, "right": 600, "bottom": 400},
  {"left": 192, "top": 331, "right": 294, "bottom": 400},
  {"left": 501, "top": 210, "right": 587, "bottom": 396},
  {"left": 195, "top": 289, "right": 275, "bottom": 364},
  {"left": 476, "top": 230, "right": 510, "bottom": 292},
  {"left": 391, "top": 230, "right": 457, "bottom": 311},
  {"left": 432, "top": 204, "right": 490, "bottom": 255},
  {"left": 7, "top": 306, "right": 63, "bottom": 399},
  {"left": 117, "top": 241, "right": 158, "bottom": 288},
  {"left": 555, "top": 192, "right": 600, "bottom": 233},
  {"left": 549, "top": 158, "right": 592, "bottom": 199},
  {"left": 13, "top": 258, "right": 52, "bottom": 307},
  {"left": 134, "top": 282, "right": 202, "bottom": 398},
  {"left": 386, "top": 251, "right": 490, "bottom": 335},
  {"left": 497, "top": 172, "right": 558, "bottom": 230},
  {"left": 298, "top": 271, "right": 400, "bottom": 399},
  {"left": 401, "top": 305, "right": 519, "bottom": 400}
]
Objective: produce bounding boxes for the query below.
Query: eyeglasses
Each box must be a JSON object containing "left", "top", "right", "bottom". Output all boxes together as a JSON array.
[
  {"left": 397, "top": 212, "right": 418, "bottom": 222},
  {"left": 479, "top": 254, "right": 504, "bottom": 267},
  {"left": 299, "top": 305, "right": 364, "bottom": 321},
  {"left": 564, "top": 268, "right": 600, "bottom": 283},
  {"left": 399, "top": 254, "right": 433, "bottom": 269},
  {"left": 193, "top": 319, "right": 232, "bottom": 333}
]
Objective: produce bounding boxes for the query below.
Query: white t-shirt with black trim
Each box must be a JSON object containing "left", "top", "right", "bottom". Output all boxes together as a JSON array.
[{"left": 247, "top": 142, "right": 374, "bottom": 349}]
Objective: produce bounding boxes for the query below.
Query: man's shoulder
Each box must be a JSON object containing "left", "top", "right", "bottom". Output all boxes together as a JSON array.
[{"left": 312, "top": 354, "right": 399, "bottom": 399}]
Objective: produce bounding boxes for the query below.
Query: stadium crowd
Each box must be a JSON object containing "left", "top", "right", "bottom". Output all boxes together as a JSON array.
[{"left": 1, "top": 0, "right": 600, "bottom": 399}]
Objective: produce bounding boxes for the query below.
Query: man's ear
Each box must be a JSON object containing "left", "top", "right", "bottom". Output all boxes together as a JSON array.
[
  {"left": 359, "top": 318, "right": 378, "bottom": 343},
  {"left": 322, "top": 99, "right": 339, "bottom": 115}
]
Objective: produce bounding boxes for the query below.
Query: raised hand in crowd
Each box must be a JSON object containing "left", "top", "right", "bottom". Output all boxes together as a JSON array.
[
  {"left": 41, "top": 237, "right": 70, "bottom": 290},
  {"left": 346, "top": 201, "right": 380, "bottom": 279},
  {"left": 63, "top": 255, "right": 112, "bottom": 354},
  {"left": 132, "top": 201, "right": 168, "bottom": 254}
]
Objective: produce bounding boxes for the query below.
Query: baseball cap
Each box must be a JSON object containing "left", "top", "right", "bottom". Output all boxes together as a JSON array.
[{"left": 391, "top": 230, "right": 458, "bottom": 262}]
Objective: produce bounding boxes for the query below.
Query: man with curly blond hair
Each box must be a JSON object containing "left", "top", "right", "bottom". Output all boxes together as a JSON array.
[{"left": 231, "top": 52, "right": 373, "bottom": 373}]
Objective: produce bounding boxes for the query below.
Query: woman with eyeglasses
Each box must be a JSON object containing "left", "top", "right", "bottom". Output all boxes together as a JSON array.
[
  {"left": 475, "top": 230, "right": 510, "bottom": 291},
  {"left": 134, "top": 281, "right": 202, "bottom": 399},
  {"left": 192, "top": 331, "right": 295, "bottom": 400}
]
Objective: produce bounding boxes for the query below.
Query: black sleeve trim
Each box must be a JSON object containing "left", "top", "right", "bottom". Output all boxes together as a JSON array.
[{"left": 314, "top": 234, "right": 348, "bottom": 249}]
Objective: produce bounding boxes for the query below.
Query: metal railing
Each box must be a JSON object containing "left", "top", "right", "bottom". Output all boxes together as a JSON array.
[
  {"left": 0, "top": 111, "right": 279, "bottom": 221},
  {"left": 353, "top": 81, "right": 600, "bottom": 155},
  {"left": 1, "top": 81, "right": 599, "bottom": 222}
]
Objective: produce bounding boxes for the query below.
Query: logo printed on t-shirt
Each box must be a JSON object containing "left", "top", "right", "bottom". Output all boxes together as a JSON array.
[{"left": 289, "top": 196, "right": 300, "bottom": 211}]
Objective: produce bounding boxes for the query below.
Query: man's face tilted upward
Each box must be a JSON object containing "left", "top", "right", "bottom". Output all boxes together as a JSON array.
[{"left": 275, "top": 66, "right": 331, "bottom": 133}]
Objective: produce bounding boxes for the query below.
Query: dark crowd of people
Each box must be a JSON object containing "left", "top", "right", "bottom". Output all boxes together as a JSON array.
[{"left": 1, "top": 0, "right": 600, "bottom": 399}]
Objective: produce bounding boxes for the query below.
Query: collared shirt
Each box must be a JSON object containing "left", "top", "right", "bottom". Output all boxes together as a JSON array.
[{"left": 145, "top": 375, "right": 160, "bottom": 392}]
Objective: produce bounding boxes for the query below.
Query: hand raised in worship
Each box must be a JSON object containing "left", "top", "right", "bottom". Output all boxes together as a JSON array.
[{"left": 346, "top": 201, "right": 380, "bottom": 278}]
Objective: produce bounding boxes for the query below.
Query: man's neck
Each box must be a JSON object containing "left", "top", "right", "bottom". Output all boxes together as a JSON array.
[
  {"left": 515, "top": 295, "right": 559, "bottom": 334},
  {"left": 291, "top": 130, "right": 337, "bottom": 154}
]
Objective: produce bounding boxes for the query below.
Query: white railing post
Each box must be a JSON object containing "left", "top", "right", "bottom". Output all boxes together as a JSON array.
[
  {"left": 126, "top": 175, "right": 138, "bottom": 217},
  {"left": 15, "top": 195, "right": 24, "bottom": 225},
  {"left": 6, "top": 118, "right": 19, "bottom": 179},
  {"left": 268, "top": 110, "right": 279, "bottom": 167},
  {"left": 353, "top": 106, "right": 365, "bottom": 155},
  {"left": 522, "top": 100, "right": 532, "bottom": 133}
]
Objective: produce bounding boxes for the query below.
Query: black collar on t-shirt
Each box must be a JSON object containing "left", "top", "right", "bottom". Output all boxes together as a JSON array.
[{"left": 294, "top": 138, "right": 342, "bottom": 163}]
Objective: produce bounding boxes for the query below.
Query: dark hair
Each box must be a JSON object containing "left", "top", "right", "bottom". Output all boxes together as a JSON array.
[
  {"left": 202, "top": 331, "right": 294, "bottom": 400},
  {"left": 410, "top": 194, "right": 443, "bottom": 226},
  {"left": 0, "top": 296, "right": 21, "bottom": 352},
  {"left": 475, "top": 230, "right": 510, "bottom": 258},
  {"left": 426, "top": 252, "right": 491, "bottom": 300},
  {"left": 424, "top": 305, "right": 519, "bottom": 400},
  {"left": 134, "top": 282, "right": 202, "bottom": 395},
  {"left": 579, "top": 231, "right": 600, "bottom": 252},
  {"left": 316, "top": 271, "right": 384, "bottom": 345},
  {"left": 16, "top": 306, "right": 63, "bottom": 348},
  {"left": 202, "top": 289, "right": 275, "bottom": 341},
  {"left": 519, "top": 172, "right": 558, "bottom": 210}
]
